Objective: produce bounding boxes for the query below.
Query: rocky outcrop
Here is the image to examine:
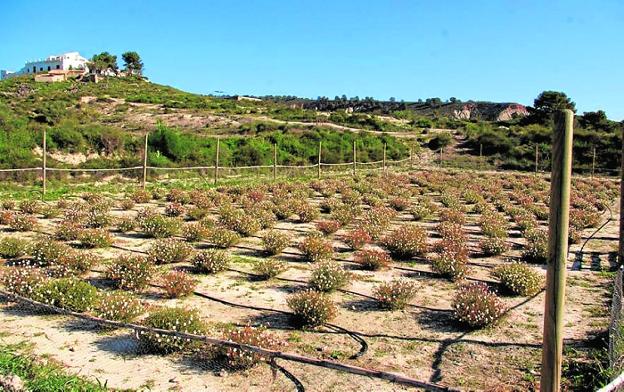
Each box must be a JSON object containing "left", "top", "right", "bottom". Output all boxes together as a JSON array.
[{"left": 450, "top": 102, "right": 529, "bottom": 121}]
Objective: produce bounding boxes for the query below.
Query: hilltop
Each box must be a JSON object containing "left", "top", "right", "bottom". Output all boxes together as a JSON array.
[{"left": 0, "top": 75, "right": 621, "bottom": 174}]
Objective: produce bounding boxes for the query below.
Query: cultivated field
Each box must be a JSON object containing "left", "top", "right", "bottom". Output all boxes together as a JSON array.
[{"left": 0, "top": 170, "right": 618, "bottom": 391}]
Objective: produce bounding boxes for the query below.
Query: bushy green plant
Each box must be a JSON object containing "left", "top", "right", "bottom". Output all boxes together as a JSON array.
[
  {"left": 106, "top": 255, "right": 155, "bottom": 291},
  {"left": 262, "top": 230, "right": 291, "bottom": 255},
  {"left": 493, "top": 263, "right": 543, "bottom": 296},
  {"left": 79, "top": 228, "right": 113, "bottom": 248},
  {"left": 522, "top": 229, "right": 548, "bottom": 263},
  {"left": 222, "top": 326, "right": 281, "bottom": 369},
  {"left": 94, "top": 291, "right": 144, "bottom": 322},
  {"left": 309, "top": 260, "right": 351, "bottom": 292},
  {"left": 287, "top": 289, "right": 336, "bottom": 327},
  {"left": 192, "top": 249, "right": 230, "bottom": 274},
  {"left": 182, "top": 222, "right": 210, "bottom": 242},
  {"left": 0, "top": 237, "right": 30, "bottom": 258},
  {"left": 31, "top": 238, "right": 71, "bottom": 267},
  {"left": 382, "top": 225, "right": 428, "bottom": 260},
  {"left": 253, "top": 258, "right": 288, "bottom": 280},
  {"left": 353, "top": 249, "right": 391, "bottom": 271},
  {"left": 373, "top": 279, "right": 418, "bottom": 310},
  {"left": 18, "top": 200, "right": 40, "bottom": 214},
  {"left": 480, "top": 236, "right": 510, "bottom": 256},
  {"left": 298, "top": 234, "right": 334, "bottom": 262},
  {"left": 452, "top": 282, "right": 505, "bottom": 329},
  {"left": 161, "top": 270, "right": 197, "bottom": 298},
  {"left": 8, "top": 213, "right": 38, "bottom": 232},
  {"left": 140, "top": 215, "right": 181, "bottom": 238},
  {"left": 139, "top": 307, "right": 207, "bottom": 353},
  {"left": 147, "top": 238, "right": 193, "bottom": 265},
  {"left": 294, "top": 202, "right": 319, "bottom": 223},
  {"left": 0, "top": 267, "right": 45, "bottom": 297},
  {"left": 33, "top": 278, "right": 98, "bottom": 312},
  {"left": 54, "top": 220, "right": 83, "bottom": 240},
  {"left": 116, "top": 216, "right": 135, "bottom": 233},
  {"left": 208, "top": 228, "right": 241, "bottom": 248}
]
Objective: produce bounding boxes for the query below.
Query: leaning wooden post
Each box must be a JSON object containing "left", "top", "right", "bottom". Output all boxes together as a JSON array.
[
  {"left": 383, "top": 143, "right": 387, "bottom": 173},
  {"left": 273, "top": 143, "right": 277, "bottom": 181},
  {"left": 352, "top": 140, "right": 357, "bottom": 176},
  {"left": 142, "top": 133, "right": 148, "bottom": 190},
  {"left": 42, "top": 129, "right": 47, "bottom": 197},
  {"left": 540, "top": 109, "right": 574, "bottom": 392},
  {"left": 214, "top": 138, "right": 220, "bottom": 186},
  {"left": 317, "top": 141, "right": 322, "bottom": 179}
]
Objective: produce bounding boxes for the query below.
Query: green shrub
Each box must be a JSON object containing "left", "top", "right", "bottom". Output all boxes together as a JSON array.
[
  {"left": 0, "top": 237, "right": 30, "bottom": 258},
  {"left": 295, "top": 202, "right": 319, "bottom": 223},
  {"left": 480, "top": 237, "right": 510, "bottom": 256},
  {"left": 147, "top": 238, "right": 193, "bottom": 265},
  {"left": 492, "top": 263, "right": 543, "bottom": 296},
  {"left": 31, "top": 239, "right": 71, "bottom": 267},
  {"left": 0, "top": 267, "right": 45, "bottom": 297},
  {"left": 522, "top": 229, "right": 548, "bottom": 263},
  {"left": 182, "top": 222, "right": 210, "bottom": 242},
  {"left": 139, "top": 307, "right": 207, "bottom": 354},
  {"left": 192, "top": 250, "right": 230, "bottom": 274},
  {"left": 79, "top": 228, "right": 113, "bottom": 248},
  {"left": 33, "top": 278, "right": 98, "bottom": 312},
  {"left": 18, "top": 200, "right": 40, "bottom": 214},
  {"left": 161, "top": 271, "right": 197, "bottom": 298},
  {"left": 106, "top": 255, "right": 155, "bottom": 291},
  {"left": 452, "top": 282, "right": 505, "bottom": 329},
  {"left": 140, "top": 215, "right": 181, "bottom": 238},
  {"left": 253, "top": 258, "right": 288, "bottom": 280},
  {"left": 382, "top": 225, "right": 428, "bottom": 260},
  {"left": 94, "top": 291, "right": 144, "bottom": 322},
  {"left": 8, "top": 213, "right": 38, "bottom": 232},
  {"left": 222, "top": 326, "right": 281, "bottom": 369},
  {"left": 298, "top": 234, "right": 334, "bottom": 262},
  {"left": 116, "top": 216, "right": 135, "bottom": 233},
  {"left": 353, "top": 249, "right": 391, "bottom": 270},
  {"left": 262, "top": 230, "right": 291, "bottom": 255},
  {"left": 373, "top": 279, "right": 418, "bottom": 310},
  {"left": 208, "top": 228, "right": 241, "bottom": 248},
  {"left": 287, "top": 290, "right": 336, "bottom": 327},
  {"left": 309, "top": 261, "right": 351, "bottom": 292}
]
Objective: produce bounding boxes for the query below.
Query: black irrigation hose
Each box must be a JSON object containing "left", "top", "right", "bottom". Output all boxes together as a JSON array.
[
  {"left": 579, "top": 203, "right": 613, "bottom": 255},
  {"left": 270, "top": 358, "right": 305, "bottom": 392}
]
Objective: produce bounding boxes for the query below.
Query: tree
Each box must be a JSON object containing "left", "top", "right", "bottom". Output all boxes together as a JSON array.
[
  {"left": 530, "top": 91, "right": 576, "bottom": 123},
  {"left": 579, "top": 110, "right": 608, "bottom": 129},
  {"left": 122, "top": 51, "right": 144, "bottom": 76},
  {"left": 88, "top": 52, "right": 118, "bottom": 75}
]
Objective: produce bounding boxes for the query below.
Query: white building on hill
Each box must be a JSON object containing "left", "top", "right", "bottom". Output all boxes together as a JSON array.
[{"left": 1, "top": 52, "right": 89, "bottom": 80}]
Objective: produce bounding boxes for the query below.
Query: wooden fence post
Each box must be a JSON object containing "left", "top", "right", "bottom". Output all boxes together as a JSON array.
[
  {"left": 214, "top": 138, "right": 220, "bottom": 186},
  {"left": 273, "top": 143, "right": 277, "bottom": 181},
  {"left": 619, "top": 128, "right": 624, "bottom": 269},
  {"left": 535, "top": 144, "right": 539, "bottom": 174},
  {"left": 352, "top": 140, "right": 357, "bottom": 176},
  {"left": 439, "top": 147, "right": 443, "bottom": 166},
  {"left": 591, "top": 147, "right": 596, "bottom": 178},
  {"left": 318, "top": 141, "right": 322, "bottom": 179},
  {"left": 42, "top": 129, "right": 47, "bottom": 197},
  {"left": 383, "top": 143, "right": 387, "bottom": 173},
  {"left": 142, "top": 133, "right": 148, "bottom": 190},
  {"left": 409, "top": 148, "right": 413, "bottom": 170},
  {"left": 479, "top": 143, "right": 483, "bottom": 170},
  {"left": 540, "top": 109, "right": 574, "bottom": 392}
]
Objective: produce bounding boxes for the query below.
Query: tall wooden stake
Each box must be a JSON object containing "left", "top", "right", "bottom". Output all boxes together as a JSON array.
[
  {"left": 591, "top": 147, "right": 596, "bottom": 178},
  {"left": 273, "top": 143, "right": 277, "bottom": 181},
  {"left": 142, "top": 133, "right": 148, "bottom": 190},
  {"left": 214, "top": 138, "right": 220, "bottom": 186},
  {"left": 540, "top": 109, "right": 574, "bottom": 392},
  {"left": 317, "top": 141, "right": 322, "bottom": 179},
  {"left": 42, "top": 129, "right": 47, "bottom": 197},
  {"left": 383, "top": 143, "right": 387, "bottom": 173},
  {"left": 535, "top": 144, "right": 539, "bottom": 174},
  {"left": 479, "top": 143, "right": 483, "bottom": 170},
  {"left": 409, "top": 148, "right": 413, "bottom": 170},
  {"left": 352, "top": 140, "right": 357, "bottom": 176},
  {"left": 439, "top": 148, "right": 443, "bottom": 165},
  {"left": 619, "top": 128, "right": 624, "bottom": 269}
]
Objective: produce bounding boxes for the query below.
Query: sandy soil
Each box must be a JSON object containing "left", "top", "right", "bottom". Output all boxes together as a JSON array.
[{"left": 0, "top": 174, "right": 617, "bottom": 391}]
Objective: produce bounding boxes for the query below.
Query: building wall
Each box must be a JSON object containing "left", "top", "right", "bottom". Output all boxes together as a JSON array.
[{"left": 2, "top": 52, "right": 89, "bottom": 79}]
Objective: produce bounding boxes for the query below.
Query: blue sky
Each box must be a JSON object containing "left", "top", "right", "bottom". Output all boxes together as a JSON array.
[{"left": 1, "top": 0, "right": 623, "bottom": 120}]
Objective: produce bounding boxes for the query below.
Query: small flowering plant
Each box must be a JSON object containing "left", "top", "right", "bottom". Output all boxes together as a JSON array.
[
  {"left": 253, "top": 258, "right": 288, "bottom": 280},
  {"left": 106, "top": 255, "right": 155, "bottom": 291},
  {"left": 309, "top": 260, "right": 351, "bottom": 292},
  {"left": 33, "top": 277, "right": 98, "bottom": 312},
  {"left": 492, "top": 262, "right": 543, "bottom": 296},
  {"left": 287, "top": 289, "right": 336, "bottom": 328},
  {"left": 353, "top": 249, "right": 392, "bottom": 271},
  {"left": 147, "top": 238, "right": 193, "bottom": 265},
  {"left": 298, "top": 234, "right": 334, "bottom": 263},
  {"left": 373, "top": 279, "right": 418, "bottom": 310},
  {"left": 192, "top": 249, "right": 230, "bottom": 274},
  {"left": 138, "top": 306, "right": 207, "bottom": 354},
  {"left": 262, "top": 230, "right": 291, "bottom": 255},
  {"left": 316, "top": 220, "right": 341, "bottom": 236},
  {"left": 342, "top": 229, "right": 372, "bottom": 250},
  {"left": 8, "top": 213, "right": 38, "bottom": 232},
  {"left": 161, "top": 270, "right": 197, "bottom": 298},
  {"left": 381, "top": 224, "right": 428, "bottom": 260},
  {"left": 164, "top": 202, "right": 186, "bottom": 217},
  {"left": 452, "top": 282, "right": 505, "bottom": 329},
  {"left": 0, "top": 237, "right": 31, "bottom": 259},
  {"left": 94, "top": 291, "right": 145, "bottom": 322},
  {"left": 222, "top": 325, "right": 282, "bottom": 369},
  {"left": 79, "top": 228, "right": 114, "bottom": 248},
  {"left": 0, "top": 266, "right": 45, "bottom": 297},
  {"left": 208, "top": 228, "right": 241, "bottom": 249}
]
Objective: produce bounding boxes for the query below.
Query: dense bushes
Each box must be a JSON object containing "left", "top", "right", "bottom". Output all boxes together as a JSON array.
[
  {"left": 309, "top": 261, "right": 351, "bottom": 292},
  {"left": 139, "top": 307, "right": 207, "bottom": 353},
  {"left": 493, "top": 263, "right": 543, "bottom": 296},
  {"left": 382, "top": 225, "right": 428, "bottom": 260},
  {"left": 287, "top": 290, "right": 336, "bottom": 327},
  {"left": 373, "top": 279, "right": 418, "bottom": 310},
  {"left": 33, "top": 278, "right": 98, "bottom": 312},
  {"left": 106, "top": 255, "right": 155, "bottom": 291},
  {"left": 452, "top": 282, "right": 505, "bottom": 328}
]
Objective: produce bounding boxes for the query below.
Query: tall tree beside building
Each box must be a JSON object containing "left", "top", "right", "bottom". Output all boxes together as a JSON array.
[
  {"left": 88, "top": 52, "right": 118, "bottom": 75},
  {"left": 122, "top": 51, "right": 144, "bottom": 76}
]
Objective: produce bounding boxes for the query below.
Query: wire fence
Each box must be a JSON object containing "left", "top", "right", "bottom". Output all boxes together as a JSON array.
[{"left": 605, "top": 266, "right": 624, "bottom": 392}]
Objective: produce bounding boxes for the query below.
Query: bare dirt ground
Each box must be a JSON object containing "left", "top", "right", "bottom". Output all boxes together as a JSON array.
[{"left": 0, "top": 173, "right": 617, "bottom": 391}]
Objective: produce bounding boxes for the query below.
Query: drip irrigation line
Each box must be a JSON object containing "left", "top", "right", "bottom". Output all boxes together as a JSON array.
[
  {"left": 270, "top": 358, "right": 305, "bottom": 392},
  {"left": 0, "top": 290, "right": 453, "bottom": 391},
  {"left": 579, "top": 203, "right": 613, "bottom": 255}
]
